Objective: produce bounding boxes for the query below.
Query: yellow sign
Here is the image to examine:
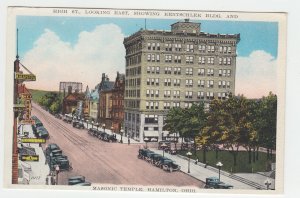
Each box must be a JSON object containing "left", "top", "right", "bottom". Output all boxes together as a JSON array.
[
  {"left": 20, "top": 120, "right": 35, "bottom": 125},
  {"left": 21, "top": 138, "right": 46, "bottom": 143},
  {"left": 21, "top": 155, "right": 39, "bottom": 162},
  {"left": 15, "top": 72, "right": 36, "bottom": 81}
]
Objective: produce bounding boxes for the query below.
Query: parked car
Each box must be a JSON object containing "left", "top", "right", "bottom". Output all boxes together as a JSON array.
[
  {"left": 162, "top": 160, "right": 181, "bottom": 172},
  {"left": 158, "top": 141, "right": 171, "bottom": 150},
  {"left": 68, "top": 176, "right": 85, "bottom": 185},
  {"left": 37, "top": 128, "right": 49, "bottom": 139},
  {"left": 73, "top": 182, "right": 91, "bottom": 186},
  {"left": 72, "top": 121, "right": 85, "bottom": 129},
  {"left": 49, "top": 159, "right": 71, "bottom": 171},
  {"left": 204, "top": 177, "right": 234, "bottom": 189},
  {"left": 45, "top": 144, "right": 60, "bottom": 155},
  {"left": 55, "top": 114, "right": 62, "bottom": 119},
  {"left": 63, "top": 116, "right": 72, "bottom": 123},
  {"left": 138, "top": 149, "right": 154, "bottom": 160}
]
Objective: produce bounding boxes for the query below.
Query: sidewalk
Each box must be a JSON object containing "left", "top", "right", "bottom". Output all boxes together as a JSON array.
[
  {"left": 149, "top": 148, "right": 271, "bottom": 190},
  {"left": 18, "top": 124, "right": 50, "bottom": 185}
]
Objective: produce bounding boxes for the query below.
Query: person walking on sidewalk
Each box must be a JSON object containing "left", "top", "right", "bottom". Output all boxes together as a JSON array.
[{"left": 128, "top": 137, "right": 130, "bottom": 145}]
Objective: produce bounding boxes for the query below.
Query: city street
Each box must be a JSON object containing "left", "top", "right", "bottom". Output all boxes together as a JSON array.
[{"left": 31, "top": 103, "right": 204, "bottom": 187}]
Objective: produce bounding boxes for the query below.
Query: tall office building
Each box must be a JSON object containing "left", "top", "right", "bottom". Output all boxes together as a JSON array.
[{"left": 123, "top": 19, "right": 240, "bottom": 142}]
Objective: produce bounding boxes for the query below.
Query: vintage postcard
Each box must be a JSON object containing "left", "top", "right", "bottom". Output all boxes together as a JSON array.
[{"left": 4, "top": 6, "right": 286, "bottom": 195}]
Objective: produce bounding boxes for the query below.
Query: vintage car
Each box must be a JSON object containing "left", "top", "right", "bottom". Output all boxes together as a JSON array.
[
  {"left": 204, "top": 177, "right": 234, "bottom": 189},
  {"left": 35, "top": 127, "right": 49, "bottom": 139},
  {"left": 161, "top": 160, "right": 181, "bottom": 172},
  {"left": 158, "top": 141, "right": 171, "bottom": 150},
  {"left": 72, "top": 121, "right": 85, "bottom": 129},
  {"left": 150, "top": 154, "right": 163, "bottom": 165},
  {"left": 45, "top": 144, "right": 60, "bottom": 155},
  {"left": 68, "top": 176, "right": 85, "bottom": 185},
  {"left": 55, "top": 114, "right": 62, "bottom": 119},
  {"left": 63, "top": 116, "right": 72, "bottom": 123},
  {"left": 106, "top": 134, "right": 117, "bottom": 143},
  {"left": 88, "top": 128, "right": 97, "bottom": 136},
  {"left": 138, "top": 149, "right": 154, "bottom": 160},
  {"left": 73, "top": 182, "right": 92, "bottom": 186},
  {"left": 49, "top": 159, "right": 71, "bottom": 171}
]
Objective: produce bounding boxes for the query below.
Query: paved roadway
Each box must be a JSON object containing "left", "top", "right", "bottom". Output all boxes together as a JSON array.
[{"left": 32, "top": 103, "right": 204, "bottom": 187}]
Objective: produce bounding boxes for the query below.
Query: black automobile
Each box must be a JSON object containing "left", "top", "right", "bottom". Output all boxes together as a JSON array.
[
  {"left": 49, "top": 159, "right": 71, "bottom": 171},
  {"left": 107, "top": 134, "right": 117, "bottom": 143},
  {"left": 204, "top": 177, "right": 234, "bottom": 189},
  {"left": 45, "top": 144, "right": 60, "bottom": 156},
  {"left": 73, "top": 182, "right": 91, "bottom": 186},
  {"left": 138, "top": 149, "right": 154, "bottom": 160},
  {"left": 55, "top": 114, "right": 62, "bottom": 119},
  {"left": 63, "top": 116, "right": 72, "bottom": 123},
  {"left": 161, "top": 160, "right": 181, "bottom": 172},
  {"left": 88, "top": 128, "right": 97, "bottom": 136},
  {"left": 68, "top": 176, "right": 85, "bottom": 185},
  {"left": 72, "top": 121, "right": 85, "bottom": 129},
  {"left": 36, "top": 127, "right": 49, "bottom": 139},
  {"left": 158, "top": 141, "right": 171, "bottom": 150}
]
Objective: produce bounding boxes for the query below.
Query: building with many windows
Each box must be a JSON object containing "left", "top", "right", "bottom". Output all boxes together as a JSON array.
[{"left": 123, "top": 19, "right": 240, "bottom": 142}]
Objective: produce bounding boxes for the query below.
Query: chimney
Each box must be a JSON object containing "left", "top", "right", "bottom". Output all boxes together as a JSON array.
[{"left": 102, "top": 73, "right": 106, "bottom": 82}]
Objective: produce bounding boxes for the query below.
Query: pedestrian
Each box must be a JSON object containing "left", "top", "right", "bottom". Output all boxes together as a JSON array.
[
  {"left": 128, "top": 138, "right": 130, "bottom": 145},
  {"left": 46, "top": 176, "right": 49, "bottom": 185},
  {"left": 51, "top": 175, "right": 55, "bottom": 185},
  {"left": 195, "top": 158, "right": 199, "bottom": 165}
]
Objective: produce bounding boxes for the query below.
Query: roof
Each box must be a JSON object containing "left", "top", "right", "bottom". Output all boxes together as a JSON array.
[
  {"left": 64, "top": 93, "right": 85, "bottom": 101},
  {"left": 100, "top": 81, "right": 114, "bottom": 91},
  {"left": 90, "top": 89, "right": 99, "bottom": 101}
]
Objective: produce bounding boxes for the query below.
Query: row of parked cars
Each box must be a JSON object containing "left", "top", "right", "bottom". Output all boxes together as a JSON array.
[
  {"left": 138, "top": 149, "right": 181, "bottom": 172},
  {"left": 45, "top": 143, "right": 72, "bottom": 172},
  {"left": 88, "top": 128, "right": 117, "bottom": 143},
  {"left": 68, "top": 175, "right": 91, "bottom": 186},
  {"left": 31, "top": 116, "right": 49, "bottom": 139}
]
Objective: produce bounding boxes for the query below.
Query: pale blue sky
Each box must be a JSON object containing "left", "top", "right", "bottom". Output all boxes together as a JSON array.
[{"left": 17, "top": 16, "right": 278, "bottom": 59}]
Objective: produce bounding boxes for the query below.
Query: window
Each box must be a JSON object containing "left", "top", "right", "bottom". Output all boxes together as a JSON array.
[
  {"left": 198, "top": 56, "right": 205, "bottom": 64},
  {"left": 197, "top": 91, "right": 204, "bottom": 99},
  {"left": 186, "top": 44, "right": 194, "bottom": 52},
  {"left": 198, "top": 80, "right": 205, "bottom": 88},
  {"left": 227, "top": 81, "right": 230, "bottom": 88},
  {"left": 146, "top": 101, "right": 149, "bottom": 109},
  {"left": 164, "top": 78, "right": 171, "bottom": 86},
  {"left": 185, "top": 91, "right": 193, "bottom": 99},
  {"left": 146, "top": 89, "right": 150, "bottom": 97},
  {"left": 174, "top": 55, "right": 182, "bottom": 63},
  {"left": 186, "top": 56, "right": 194, "bottom": 64},
  {"left": 147, "top": 54, "right": 151, "bottom": 62},
  {"left": 198, "top": 44, "right": 206, "bottom": 52},
  {"left": 173, "top": 79, "right": 180, "bottom": 86},
  {"left": 218, "top": 81, "right": 226, "bottom": 88},
  {"left": 152, "top": 43, "right": 156, "bottom": 50},
  {"left": 155, "top": 66, "right": 160, "bottom": 74},
  {"left": 165, "top": 43, "right": 172, "bottom": 51},
  {"left": 206, "top": 92, "right": 214, "bottom": 100},
  {"left": 165, "top": 55, "right": 172, "bottom": 63},
  {"left": 155, "top": 90, "right": 159, "bottom": 97},
  {"left": 145, "top": 115, "right": 158, "bottom": 124},
  {"left": 185, "top": 79, "right": 193, "bottom": 87},
  {"left": 207, "top": 57, "right": 215, "bottom": 64},
  {"left": 207, "top": 45, "right": 215, "bottom": 53},
  {"left": 151, "top": 66, "right": 155, "bottom": 74},
  {"left": 173, "top": 102, "right": 180, "bottom": 107},
  {"left": 147, "top": 43, "right": 151, "bottom": 50},
  {"left": 164, "top": 90, "right": 171, "bottom": 98},
  {"left": 184, "top": 102, "right": 193, "bottom": 108},
  {"left": 175, "top": 43, "right": 182, "bottom": 51},
  {"left": 151, "top": 54, "right": 155, "bottom": 62},
  {"left": 207, "top": 69, "right": 214, "bottom": 76},
  {"left": 157, "top": 43, "right": 160, "bottom": 50},
  {"left": 218, "top": 92, "right": 227, "bottom": 100},
  {"left": 165, "top": 67, "right": 172, "bottom": 74},
  {"left": 151, "top": 78, "right": 155, "bottom": 85},
  {"left": 207, "top": 80, "right": 214, "bottom": 88},
  {"left": 185, "top": 68, "right": 193, "bottom": 75},
  {"left": 219, "top": 46, "right": 223, "bottom": 53},
  {"left": 155, "top": 78, "right": 159, "bottom": 86},
  {"left": 174, "top": 67, "right": 181, "bottom": 75},
  {"left": 156, "top": 54, "right": 160, "bottom": 62},
  {"left": 173, "top": 90, "right": 180, "bottom": 98},
  {"left": 228, "top": 46, "right": 231, "bottom": 53},
  {"left": 227, "top": 69, "right": 231, "bottom": 77},
  {"left": 198, "top": 68, "right": 205, "bottom": 76},
  {"left": 163, "top": 102, "right": 171, "bottom": 109}
]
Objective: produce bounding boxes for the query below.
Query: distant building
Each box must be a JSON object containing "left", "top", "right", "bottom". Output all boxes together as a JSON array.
[
  {"left": 98, "top": 73, "right": 114, "bottom": 126},
  {"left": 62, "top": 89, "right": 85, "bottom": 115},
  {"left": 123, "top": 19, "right": 240, "bottom": 142},
  {"left": 88, "top": 85, "right": 100, "bottom": 121},
  {"left": 111, "top": 72, "right": 125, "bottom": 133}
]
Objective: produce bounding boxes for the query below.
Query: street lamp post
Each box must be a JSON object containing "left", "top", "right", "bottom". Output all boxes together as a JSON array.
[
  {"left": 111, "top": 126, "right": 114, "bottom": 135},
  {"left": 102, "top": 123, "right": 106, "bottom": 132},
  {"left": 186, "top": 151, "right": 192, "bottom": 173},
  {"left": 55, "top": 165, "right": 60, "bottom": 185},
  {"left": 86, "top": 120, "right": 89, "bottom": 129},
  {"left": 144, "top": 137, "right": 149, "bottom": 149},
  {"left": 216, "top": 161, "right": 223, "bottom": 181},
  {"left": 120, "top": 127, "right": 124, "bottom": 143},
  {"left": 91, "top": 121, "right": 94, "bottom": 129},
  {"left": 161, "top": 143, "right": 167, "bottom": 157}
]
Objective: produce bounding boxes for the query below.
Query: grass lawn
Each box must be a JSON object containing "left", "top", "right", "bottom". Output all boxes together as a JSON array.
[{"left": 178, "top": 150, "right": 276, "bottom": 173}]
